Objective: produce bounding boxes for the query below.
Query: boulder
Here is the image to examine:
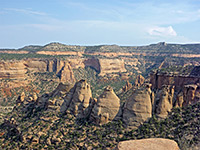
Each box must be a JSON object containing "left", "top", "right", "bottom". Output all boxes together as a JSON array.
[
  {"left": 123, "top": 86, "right": 152, "bottom": 128},
  {"left": 116, "top": 138, "right": 180, "bottom": 150},
  {"left": 90, "top": 86, "right": 121, "bottom": 125}
]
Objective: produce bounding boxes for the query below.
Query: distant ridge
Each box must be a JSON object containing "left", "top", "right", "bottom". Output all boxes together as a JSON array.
[{"left": 1, "top": 42, "right": 200, "bottom": 54}]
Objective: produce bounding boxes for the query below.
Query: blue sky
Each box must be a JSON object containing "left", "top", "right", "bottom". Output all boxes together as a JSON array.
[{"left": 0, "top": 0, "right": 200, "bottom": 48}]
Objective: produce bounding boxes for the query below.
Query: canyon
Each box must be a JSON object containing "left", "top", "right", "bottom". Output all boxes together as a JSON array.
[{"left": 0, "top": 42, "right": 200, "bottom": 149}]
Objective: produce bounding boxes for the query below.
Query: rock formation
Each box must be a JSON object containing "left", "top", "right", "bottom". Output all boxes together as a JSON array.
[
  {"left": 116, "top": 138, "right": 180, "bottom": 150},
  {"left": 36, "top": 82, "right": 73, "bottom": 111},
  {"left": 150, "top": 71, "right": 200, "bottom": 90},
  {"left": 58, "top": 62, "right": 75, "bottom": 84},
  {"left": 135, "top": 75, "right": 145, "bottom": 87},
  {"left": 123, "top": 86, "right": 152, "bottom": 128},
  {"left": 182, "top": 84, "right": 198, "bottom": 106},
  {"left": 16, "top": 92, "right": 25, "bottom": 106},
  {"left": 98, "top": 59, "right": 126, "bottom": 76},
  {"left": 60, "top": 80, "right": 93, "bottom": 119},
  {"left": 122, "top": 81, "right": 132, "bottom": 92},
  {"left": 0, "top": 61, "right": 26, "bottom": 79},
  {"left": 90, "top": 86, "right": 121, "bottom": 125},
  {"left": 175, "top": 92, "right": 184, "bottom": 107},
  {"left": 24, "top": 59, "right": 47, "bottom": 72},
  {"left": 155, "top": 85, "right": 174, "bottom": 119}
]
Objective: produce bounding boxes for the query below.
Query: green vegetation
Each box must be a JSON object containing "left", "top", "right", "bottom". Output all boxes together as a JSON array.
[{"left": 1, "top": 97, "right": 200, "bottom": 149}]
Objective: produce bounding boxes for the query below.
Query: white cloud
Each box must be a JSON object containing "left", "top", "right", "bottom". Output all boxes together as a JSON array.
[
  {"left": 4, "top": 8, "right": 47, "bottom": 16},
  {"left": 148, "top": 26, "right": 177, "bottom": 37}
]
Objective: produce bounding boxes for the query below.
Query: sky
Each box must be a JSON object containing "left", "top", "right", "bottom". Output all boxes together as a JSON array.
[{"left": 0, "top": 0, "right": 200, "bottom": 48}]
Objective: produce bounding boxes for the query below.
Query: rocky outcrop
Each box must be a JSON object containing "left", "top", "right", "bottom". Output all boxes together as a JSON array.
[
  {"left": 175, "top": 92, "right": 184, "bottom": 107},
  {"left": 16, "top": 92, "right": 25, "bottom": 106},
  {"left": 182, "top": 84, "right": 198, "bottom": 106},
  {"left": 155, "top": 85, "right": 174, "bottom": 119},
  {"left": 123, "top": 86, "right": 152, "bottom": 128},
  {"left": 122, "top": 81, "right": 132, "bottom": 92},
  {"left": 37, "top": 82, "right": 73, "bottom": 111},
  {"left": 60, "top": 80, "right": 93, "bottom": 119},
  {"left": 90, "top": 86, "right": 121, "bottom": 125},
  {"left": 135, "top": 75, "right": 145, "bottom": 87},
  {"left": 58, "top": 62, "right": 75, "bottom": 84},
  {"left": 116, "top": 138, "right": 180, "bottom": 150}
]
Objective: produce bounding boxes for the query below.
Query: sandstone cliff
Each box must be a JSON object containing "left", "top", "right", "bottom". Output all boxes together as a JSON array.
[
  {"left": 98, "top": 59, "right": 126, "bottom": 76},
  {"left": 150, "top": 71, "right": 200, "bottom": 90},
  {"left": 0, "top": 61, "right": 26, "bottom": 79}
]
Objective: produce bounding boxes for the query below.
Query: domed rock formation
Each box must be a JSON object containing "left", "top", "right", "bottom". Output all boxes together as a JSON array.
[
  {"left": 60, "top": 80, "right": 93, "bottom": 119},
  {"left": 156, "top": 85, "right": 174, "bottom": 119},
  {"left": 90, "top": 86, "right": 121, "bottom": 125},
  {"left": 122, "top": 86, "right": 152, "bottom": 128}
]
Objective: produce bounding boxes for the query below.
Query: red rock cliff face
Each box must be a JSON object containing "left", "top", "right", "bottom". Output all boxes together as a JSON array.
[
  {"left": 0, "top": 61, "right": 26, "bottom": 79},
  {"left": 98, "top": 59, "right": 126, "bottom": 76},
  {"left": 83, "top": 58, "right": 100, "bottom": 72},
  {"left": 150, "top": 71, "right": 200, "bottom": 113},
  {"left": 68, "top": 58, "right": 126, "bottom": 76},
  {"left": 150, "top": 72, "right": 200, "bottom": 90},
  {"left": 0, "top": 59, "right": 75, "bottom": 84}
]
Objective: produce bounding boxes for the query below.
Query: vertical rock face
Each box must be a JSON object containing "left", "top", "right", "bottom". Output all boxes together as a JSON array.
[
  {"left": 150, "top": 71, "right": 200, "bottom": 90},
  {"left": 123, "top": 87, "right": 152, "bottom": 128},
  {"left": 182, "top": 84, "right": 198, "bottom": 106},
  {"left": 90, "top": 86, "right": 121, "bottom": 125},
  {"left": 59, "top": 62, "right": 75, "bottom": 84},
  {"left": 175, "top": 92, "right": 184, "bottom": 107},
  {"left": 83, "top": 58, "right": 100, "bottom": 72},
  {"left": 24, "top": 59, "right": 47, "bottom": 72},
  {"left": 61, "top": 80, "right": 93, "bottom": 119},
  {"left": 0, "top": 61, "right": 26, "bottom": 79},
  {"left": 156, "top": 85, "right": 174, "bottom": 119},
  {"left": 98, "top": 59, "right": 126, "bottom": 76}
]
